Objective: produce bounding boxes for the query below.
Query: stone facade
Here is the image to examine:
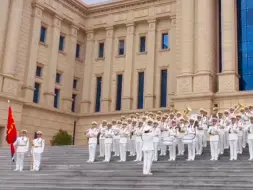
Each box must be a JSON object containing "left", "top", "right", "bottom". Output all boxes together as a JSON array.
[{"left": 0, "top": 0, "right": 252, "bottom": 146}]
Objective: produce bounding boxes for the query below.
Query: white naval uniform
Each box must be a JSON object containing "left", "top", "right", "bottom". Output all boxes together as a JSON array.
[
  {"left": 186, "top": 125, "right": 196, "bottom": 161},
  {"left": 112, "top": 125, "right": 120, "bottom": 156},
  {"left": 99, "top": 125, "right": 107, "bottom": 157},
  {"left": 218, "top": 119, "right": 226, "bottom": 154},
  {"left": 104, "top": 128, "right": 114, "bottom": 162},
  {"left": 13, "top": 136, "right": 29, "bottom": 171},
  {"left": 31, "top": 138, "right": 45, "bottom": 171},
  {"left": 142, "top": 131, "right": 154, "bottom": 175},
  {"left": 177, "top": 124, "right": 185, "bottom": 155},
  {"left": 134, "top": 126, "right": 143, "bottom": 161},
  {"left": 222, "top": 117, "right": 231, "bottom": 149},
  {"left": 160, "top": 122, "right": 168, "bottom": 156},
  {"left": 247, "top": 123, "right": 253, "bottom": 160},
  {"left": 87, "top": 128, "right": 99, "bottom": 162},
  {"left": 119, "top": 127, "right": 130, "bottom": 162},
  {"left": 208, "top": 124, "right": 219, "bottom": 160},
  {"left": 241, "top": 114, "right": 249, "bottom": 148},
  {"left": 168, "top": 127, "right": 177, "bottom": 161},
  {"left": 202, "top": 116, "right": 208, "bottom": 147},
  {"left": 237, "top": 121, "right": 244, "bottom": 154},
  {"left": 152, "top": 126, "right": 161, "bottom": 161},
  {"left": 196, "top": 121, "right": 204, "bottom": 155},
  {"left": 129, "top": 124, "right": 136, "bottom": 156},
  {"left": 228, "top": 123, "right": 238, "bottom": 160}
]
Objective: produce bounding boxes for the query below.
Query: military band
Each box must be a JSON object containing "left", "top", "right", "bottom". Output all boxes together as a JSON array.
[{"left": 85, "top": 104, "right": 253, "bottom": 175}]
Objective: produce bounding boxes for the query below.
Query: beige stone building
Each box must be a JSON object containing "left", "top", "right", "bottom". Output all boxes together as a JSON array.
[{"left": 0, "top": 0, "right": 251, "bottom": 146}]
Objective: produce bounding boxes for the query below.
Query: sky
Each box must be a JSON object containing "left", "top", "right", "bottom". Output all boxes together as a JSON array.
[{"left": 83, "top": 0, "right": 110, "bottom": 4}]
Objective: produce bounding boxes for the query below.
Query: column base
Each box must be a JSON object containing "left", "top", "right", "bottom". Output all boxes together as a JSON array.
[
  {"left": 80, "top": 100, "right": 91, "bottom": 113},
  {"left": 1, "top": 74, "right": 19, "bottom": 96},
  {"left": 176, "top": 74, "right": 193, "bottom": 94},
  {"left": 101, "top": 98, "right": 111, "bottom": 112},
  {"left": 62, "top": 97, "right": 73, "bottom": 112},
  {"left": 22, "top": 85, "right": 35, "bottom": 101},
  {"left": 44, "top": 92, "right": 55, "bottom": 107},
  {"left": 144, "top": 95, "right": 155, "bottom": 109},
  {"left": 217, "top": 72, "right": 239, "bottom": 92},
  {"left": 121, "top": 97, "right": 132, "bottom": 111},
  {"left": 193, "top": 72, "right": 214, "bottom": 93}
]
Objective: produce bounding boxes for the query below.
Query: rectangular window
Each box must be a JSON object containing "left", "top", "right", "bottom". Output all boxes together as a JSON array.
[
  {"left": 56, "top": 73, "right": 61, "bottom": 84},
  {"left": 54, "top": 88, "right": 60, "bottom": 108},
  {"left": 76, "top": 44, "right": 80, "bottom": 58},
  {"left": 59, "top": 35, "right": 65, "bottom": 51},
  {"left": 98, "top": 42, "right": 104, "bottom": 58},
  {"left": 72, "top": 94, "right": 77, "bottom": 112},
  {"left": 118, "top": 39, "right": 125, "bottom": 55},
  {"left": 73, "top": 79, "right": 78, "bottom": 89},
  {"left": 140, "top": 36, "right": 146, "bottom": 52},
  {"left": 137, "top": 72, "right": 144, "bottom": 109},
  {"left": 161, "top": 33, "right": 169, "bottom": 49},
  {"left": 160, "top": 69, "right": 168, "bottom": 107},
  {"left": 33, "top": 83, "right": 40, "bottom": 104},
  {"left": 116, "top": 74, "right": 123, "bottom": 111},
  {"left": 95, "top": 77, "right": 102, "bottom": 112},
  {"left": 36, "top": 66, "right": 42, "bottom": 77},
  {"left": 40, "top": 26, "right": 47, "bottom": 43}
]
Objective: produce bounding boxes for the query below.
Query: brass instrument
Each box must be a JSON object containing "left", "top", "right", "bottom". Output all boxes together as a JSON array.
[
  {"left": 183, "top": 107, "right": 192, "bottom": 116},
  {"left": 233, "top": 103, "right": 245, "bottom": 114}
]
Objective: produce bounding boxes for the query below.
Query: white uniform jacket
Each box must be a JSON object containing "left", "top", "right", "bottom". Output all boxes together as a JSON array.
[
  {"left": 104, "top": 128, "right": 114, "bottom": 144},
  {"left": 87, "top": 128, "right": 99, "bottom": 144},
  {"left": 142, "top": 132, "right": 154, "bottom": 151},
  {"left": 228, "top": 123, "right": 239, "bottom": 141},
  {"left": 14, "top": 137, "right": 29, "bottom": 153},
  {"left": 119, "top": 127, "right": 130, "bottom": 144},
  {"left": 134, "top": 127, "right": 143, "bottom": 142},
  {"left": 208, "top": 125, "right": 219, "bottom": 142},
  {"left": 152, "top": 127, "right": 161, "bottom": 143},
  {"left": 32, "top": 138, "right": 45, "bottom": 154}
]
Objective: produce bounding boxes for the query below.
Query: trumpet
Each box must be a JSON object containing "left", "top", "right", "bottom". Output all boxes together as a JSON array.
[{"left": 183, "top": 106, "right": 192, "bottom": 116}]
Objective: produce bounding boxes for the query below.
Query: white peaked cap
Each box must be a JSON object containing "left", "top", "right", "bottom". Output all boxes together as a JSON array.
[
  {"left": 143, "top": 125, "right": 152, "bottom": 132},
  {"left": 147, "top": 119, "right": 153, "bottom": 123},
  {"left": 37, "top": 131, "right": 42, "bottom": 134},
  {"left": 91, "top": 121, "right": 97, "bottom": 125},
  {"left": 230, "top": 115, "right": 236, "bottom": 119},
  {"left": 21, "top": 129, "right": 27, "bottom": 133}
]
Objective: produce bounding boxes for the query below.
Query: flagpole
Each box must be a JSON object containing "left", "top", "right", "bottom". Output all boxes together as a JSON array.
[{"left": 7, "top": 100, "right": 15, "bottom": 171}]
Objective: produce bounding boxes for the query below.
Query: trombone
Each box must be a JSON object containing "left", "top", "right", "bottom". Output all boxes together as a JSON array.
[{"left": 233, "top": 103, "right": 244, "bottom": 114}]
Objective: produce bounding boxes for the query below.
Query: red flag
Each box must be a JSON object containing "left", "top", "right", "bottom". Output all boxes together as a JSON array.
[{"left": 6, "top": 105, "right": 17, "bottom": 161}]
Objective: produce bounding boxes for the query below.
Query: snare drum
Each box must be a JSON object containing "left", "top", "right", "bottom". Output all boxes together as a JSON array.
[
  {"left": 182, "top": 134, "right": 195, "bottom": 144},
  {"left": 163, "top": 136, "right": 176, "bottom": 146}
]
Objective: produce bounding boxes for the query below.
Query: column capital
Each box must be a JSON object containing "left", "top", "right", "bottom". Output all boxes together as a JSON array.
[
  {"left": 126, "top": 22, "right": 135, "bottom": 28},
  {"left": 126, "top": 23, "right": 135, "bottom": 34},
  {"left": 86, "top": 29, "right": 94, "bottom": 41},
  {"left": 31, "top": 2, "right": 44, "bottom": 18},
  {"left": 69, "top": 24, "right": 79, "bottom": 37},
  {"left": 52, "top": 14, "right": 63, "bottom": 28}
]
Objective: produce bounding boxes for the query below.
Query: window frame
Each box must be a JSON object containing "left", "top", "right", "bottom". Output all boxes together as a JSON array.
[
  {"left": 161, "top": 32, "right": 169, "bottom": 50},
  {"left": 55, "top": 72, "right": 62, "bottom": 84},
  {"left": 33, "top": 82, "right": 41, "bottom": 104},
  {"left": 139, "top": 35, "right": 146, "bottom": 53},
  {"left": 98, "top": 41, "right": 105, "bottom": 58},
  {"left": 118, "top": 39, "right": 125, "bottom": 56},
  {"left": 40, "top": 25, "right": 47, "bottom": 43},
  {"left": 59, "top": 34, "right": 65, "bottom": 51},
  {"left": 54, "top": 88, "right": 60, "bottom": 108}
]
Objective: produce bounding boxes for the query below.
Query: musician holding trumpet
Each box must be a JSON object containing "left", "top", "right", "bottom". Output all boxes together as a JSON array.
[{"left": 207, "top": 117, "right": 220, "bottom": 161}]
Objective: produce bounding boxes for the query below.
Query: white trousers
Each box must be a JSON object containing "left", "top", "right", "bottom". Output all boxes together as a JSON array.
[
  {"left": 219, "top": 134, "right": 225, "bottom": 154},
  {"left": 16, "top": 152, "right": 25, "bottom": 170},
  {"left": 248, "top": 139, "right": 253, "bottom": 159},
  {"left": 143, "top": 150, "right": 153, "bottom": 174},
  {"left": 224, "top": 131, "right": 229, "bottom": 148},
  {"left": 104, "top": 143, "right": 112, "bottom": 162},
  {"left": 177, "top": 138, "right": 184, "bottom": 155},
  {"left": 210, "top": 141, "right": 219, "bottom": 159},
  {"left": 229, "top": 140, "right": 238, "bottom": 160},
  {"left": 203, "top": 130, "right": 208, "bottom": 147},
  {"left": 33, "top": 153, "right": 41, "bottom": 171},
  {"left": 187, "top": 142, "right": 195, "bottom": 160},
  {"left": 169, "top": 144, "right": 176, "bottom": 160},
  {"left": 135, "top": 142, "right": 143, "bottom": 161},
  {"left": 160, "top": 143, "right": 167, "bottom": 155},
  {"left": 113, "top": 139, "right": 120, "bottom": 156},
  {"left": 119, "top": 143, "right": 127, "bottom": 162},
  {"left": 153, "top": 142, "right": 159, "bottom": 161},
  {"left": 129, "top": 139, "right": 136, "bottom": 155},
  {"left": 237, "top": 136, "right": 243, "bottom": 153},
  {"left": 88, "top": 143, "right": 97, "bottom": 162},
  {"left": 243, "top": 131, "right": 247, "bottom": 148},
  {"left": 196, "top": 134, "right": 203, "bottom": 154},
  {"left": 99, "top": 139, "right": 105, "bottom": 157}
]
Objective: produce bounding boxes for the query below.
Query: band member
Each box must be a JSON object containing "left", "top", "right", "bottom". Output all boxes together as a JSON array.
[
  {"left": 196, "top": 115, "right": 204, "bottom": 155},
  {"left": 177, "top": 118, "right": 186, "bottom": 155},
  {"left": 223, "top": 110, "right": 231, "bottom": 149},
  {"left": 160, "top": 115, "right": 169, "bottom": 156},
  {"left": 119, "top": 122, "right": 130, "bottom": 162},
  {"left": 99, "top": 120, "right": 107, "bottom": 157},
  {"left": 134, "top": 121, "right": 144, "bottom": 162},
  {"left": 104, "top": 123, "right": 114, "bottom": 162},
  {"left": 168, "top": 120, "right": 177, "bottom": 161},
  {"left": 142, "top": 122, "right": 154, "bottom": 175},
  {"left": 208, "top": 118, "right": 220, "bottom": 161},
  {"left": 112, "top": 120, "right": 121, "bottom": 157},
  {"left": 86, "top": 122, "right": 99, "bottom": 163},
  {"left": 111, "top": 119, "right": 117, "bottom": 153},
  {"left": 218, "top": 112, "right": 225, "bottom": 155},
  {"left": 240, "top": 108, "right": 249, "bottom": 149},
  {"left": 31, "top": 131, "right": 45, "bottom": 171},
  {"left": 13, "top": 130, "right": 29, "bottom": 171},
  {"left": 129, "top": 119, "right": 137, "bottom": 156},
  {"left": 127, "top": 118, "right": 133, "bottom": 154},
  {"left": 247, "top": 116, "right": 253, "bottom": 160},
  {"left": 186, "top": 118, "right": 196, "bottom": 161},
  {"left": 236, "top": 114, "right": 244, "bottom": 154},
  {"left": 152, "top": 120, "right": 161, "bottom": 161},
  {"left": 201, "top": 109, "right": 209, "bottom": 147},
  {"left": 228, "top": 116, "right": 238, "bottom": 161}
]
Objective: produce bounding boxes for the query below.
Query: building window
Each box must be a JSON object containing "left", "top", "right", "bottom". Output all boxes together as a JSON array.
[
  {"left": 161, "top": 33, "right": 169, "bottom": 49},
  {"left": 137, "top": 72, "right": 144, "bottom": 109},
  {"left": 33, "top": 83, "right": 40, "bottom": 104},
  {"left": 56, "top": 73, "right": 61, "bottom": 84},
  {"left": 40, "top": 26, "right": 47, "bottom": 43},
  {"left": 76, "top": 44, "right": 80, "bottom": 58},
  {"left": 36, "top": 66, "right": 42, "bottom": 77},
  {"left": 98, "top": 42, "right": 104, "bottom": 58},
  {"left": 160, "top": 69, "right": 168, "bottom": 107},
  {"left": 140, "top": 36, "right": 146, "bottom": 52},
  {"left": 72, "top": 94, "right": 77, "bottom": 112},
  {"left": 116, "top": 74, "right": 123, "bottom": 111},
  {"left": 59, "top": 35, "right": 65, "bottom": 51},
  {"left": 54, "top": 88, "right": 60, "bottom": 108},
  {"left": 118, "top": 39, "right": 125, "bottom": 55},
  {"left": 95, "top": 77, "right": 102, "bottom": 112},
  {"left": 73, "top": 79, "right": 78, "bottom": 89}
]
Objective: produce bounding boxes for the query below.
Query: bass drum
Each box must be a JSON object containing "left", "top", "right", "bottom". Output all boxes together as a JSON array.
[
  {"left": 182, "top": 134, "right": 195, "bottom": 144},
  {"left": 163, "top": 136, "right": 176, "bottom": 146}
]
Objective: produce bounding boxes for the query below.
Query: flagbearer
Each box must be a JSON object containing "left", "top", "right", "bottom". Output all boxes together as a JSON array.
[
  {"left": 31, "top": 131, "right": 45, "bottom": 171},
  {"left": 13, "top": 130, "right": 29, "bottom": 171}
]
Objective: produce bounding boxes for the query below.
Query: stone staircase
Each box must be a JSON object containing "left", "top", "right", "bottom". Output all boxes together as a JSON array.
[{"left": 0, "top": 145, "right": 253, "bottom": 190}]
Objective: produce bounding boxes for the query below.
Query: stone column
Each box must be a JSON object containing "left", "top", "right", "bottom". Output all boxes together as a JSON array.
[
  {"left": 122, "top": 23, "right": 135, "bottom": 111},
  {"left": 62, "top": 24, "right": 79, "bottom": 111},
  {"left": 144, "top": 19, "right": 156, "bottom": 109},
  {"left": 176, "top": 0, "right": 195, "bottom": 94},
  {"left": 80, "top": 30, "right": 94, "bottom": 113},
  {"left": 193, "top": 0, "right": 216, "bottom": 93},
  {"left": 101, "top": 26, "right": 114, "bottom": 112},
  {"left": 218, "top": 0, "right": 239, "bottom": 92},
  {"left": 1, "top": 0, "right": 24, "bottom": 96},
  {"left": 23, "top": 2, "right": 44, "bottom": 101},
  {"left": 44, "top": 15, "right": 62, "bottom": 106}
]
